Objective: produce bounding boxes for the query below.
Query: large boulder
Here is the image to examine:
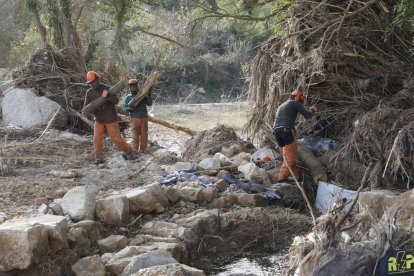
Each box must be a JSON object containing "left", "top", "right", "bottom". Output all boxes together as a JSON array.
[
  {"left": 105, "top": 242, "right": 186, "bottom": 268},
  {"left": 0, "top": 87, "right": 67, "bottom": 128},
  {"left": 72, "top": 255, "right": 106, "bottom": 276},
  {"left": 141, "top": 221, "right": 198, "bottom": 245},
  {"left": 0, "top": 215, "right": 68, "bottom": 271},
  {"left": 176, "top": 209, "right": 219, "bottom": 236},
  {"left": 130, "top": 263, "right": 205, "bottom": 276},
  {"left": 125, "top": 184, "right": 169, "bottom": 214},
  {"left": 198, "top": 158, "right": 221, "bottom": 170},
  {"left": 95, "top": 195, "right": 129, "bottom": 225},
  {"left": 235, "top": 193, "right": 268, "bottom": 207},
  {"left": 178, "top": 187, "right": 204, "bottom": 202},
  {"left": 61, "top": 185, "right": 98, "bottom": 221},
  {"left": 105, "top": 257, "right": 134, "bottom": 275},
  {"left": 121, "top": 249, "right": 178, "bottom": 276},
  {"left": 70, "top": 220, "right": 101, "bottom": 242},
  {"left": 98, "top": 235, "right": 128, "bottom": 253},
  {"left": 211, "top": 194, "right": 237, "bottom": 208},
  {"left": 237, "top": 163, "right": 270, "bottom": 184}
]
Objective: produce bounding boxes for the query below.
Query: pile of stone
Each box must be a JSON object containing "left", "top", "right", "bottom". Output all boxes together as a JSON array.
[
  {"left": 0, "top": 125, "right": 321, "bottom": 274},
  {"left": 0, "top": 156, "right": 285, "bottom": 275}
]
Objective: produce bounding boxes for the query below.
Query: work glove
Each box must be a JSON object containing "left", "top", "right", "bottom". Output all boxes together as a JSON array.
[
  {"left": 310, "top": 105, "right": 318, "bottom": 112},
  {"left": 102, "top": 90, "right": 111, "bottom": 98}
]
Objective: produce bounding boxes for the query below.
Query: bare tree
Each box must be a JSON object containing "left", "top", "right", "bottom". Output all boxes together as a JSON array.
[{"left": 26, "top": 0, "right": 48, "bottom": 46}]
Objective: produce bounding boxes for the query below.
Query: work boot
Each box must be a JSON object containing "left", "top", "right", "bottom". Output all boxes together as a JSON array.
[
  {"left": 93, "top": 160, "right": 104, "bottom": 166},
  {"left": 126, "top": 152, "right": 137, "bottom": 160}
]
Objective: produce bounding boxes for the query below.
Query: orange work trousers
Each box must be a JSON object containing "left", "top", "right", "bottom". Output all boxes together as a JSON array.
[
  {"left": 93, "top": 122, "right": 132, "bottom": 161},
  {"left": 278, "top": 132, "right": 299, "bottom": 181},
  {"left": 131, "top": 117, "right": 148, "bottom": 153}
]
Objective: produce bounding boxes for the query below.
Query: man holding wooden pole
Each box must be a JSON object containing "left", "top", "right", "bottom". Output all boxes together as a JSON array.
[
  {"left": 83, "top": 70, "right": 135, "bottom": 165},
  {"left": 124, "top": 79, "right": 153, "bottom": 153}
]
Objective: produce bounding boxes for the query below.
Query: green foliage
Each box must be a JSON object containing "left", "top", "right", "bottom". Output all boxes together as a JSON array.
[
  {"left": 25, "top": 0, "right": 38, "bottom": 11},
  {"left": 7, "top": 25, "right": 42, "bottom": 68},
  {"left": 395, "top": 0, "right": 414, "bottom": 26}
]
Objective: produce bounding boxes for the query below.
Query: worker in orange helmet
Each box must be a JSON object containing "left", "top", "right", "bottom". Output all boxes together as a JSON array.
[
  {"left": 273, "top": 89, "right": 317, "bottom": 182},
  {"left": 83, "top": 71, "right": 135, "bottom": 165},
  {"left": 124, "top": 79, "right": 153, "bottom": 153}
]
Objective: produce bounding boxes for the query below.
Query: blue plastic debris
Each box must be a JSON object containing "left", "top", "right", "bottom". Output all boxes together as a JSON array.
[
  {"left": 222, "top": 176, "right": 280, "bottom": 201},
  {"left": 298, "top": 137, "right": 341, "bottom": 152},
  {"left": 161, "top": 169, "right": 215, "bottom": 189}
]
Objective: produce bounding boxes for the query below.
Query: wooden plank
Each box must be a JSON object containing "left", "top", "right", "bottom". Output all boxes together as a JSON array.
[{"left": 127, "top": 71, "right": 158, "bottom": 110}]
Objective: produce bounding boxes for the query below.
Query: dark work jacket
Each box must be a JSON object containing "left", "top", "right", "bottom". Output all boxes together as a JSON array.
[
  {"left": 83, "top": 83, "right": 119, "bottom": 123},
  {"left": 123, "top": 91, "right": 153, "bottom": 118},
  {"left": 273, "top": 99, "right": 314, "bottom": 129}
]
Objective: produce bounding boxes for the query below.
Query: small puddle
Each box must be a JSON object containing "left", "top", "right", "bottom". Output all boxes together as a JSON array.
[{"left": 209, "top": 250, "right": 290, "bottom": 276}]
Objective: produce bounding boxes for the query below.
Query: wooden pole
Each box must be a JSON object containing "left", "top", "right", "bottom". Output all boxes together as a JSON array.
[
  {"left": 69, "top": 107, "right": 94, "bottom": 128},
  {"left": 82, "top": 79, "right": 126, "bottom": 114},
  {"left": 147, "top": 116, "right": 197, "bottom": 137},
  {"left": 115, "top": 106, "right": 197, "bottom": 137},
  {"left": 127, "top": 71, "right": 158, "bottom": 110}
]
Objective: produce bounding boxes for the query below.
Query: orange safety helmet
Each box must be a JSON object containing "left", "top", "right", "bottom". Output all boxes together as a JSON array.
[
  {"left": 290, "top": 90, "right": 304, "bottom": 103},
  {"left": 128, "top": 79, "right": 138, "bottom": 85},
  {"left": 86, "top": 71, "right": 99, "bottom": 84}
]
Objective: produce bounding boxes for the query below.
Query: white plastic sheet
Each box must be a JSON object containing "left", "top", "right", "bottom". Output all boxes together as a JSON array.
[{"left": 315, "top": 181, "right": 358, "bottom": 213}]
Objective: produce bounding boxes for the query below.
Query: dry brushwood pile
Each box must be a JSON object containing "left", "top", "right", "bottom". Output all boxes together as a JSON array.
[
  {"left": 288, "top": 189, "right": 414, "bottom": 276},
  {"left": 246, "top": 0, "right": 414, "bottom": 189},
  {"left": 9, "top": 47, "right": 88, "bottom": 127}
]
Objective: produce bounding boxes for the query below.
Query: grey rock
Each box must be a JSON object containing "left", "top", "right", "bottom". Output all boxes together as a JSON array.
[
  {"left": 72, "top": 255, "right": 106, "bottom": 276},
  {"left": 61, "top": 185, "right": 98, "bottom": 221},
  {"left": 130, "top": 263, "right": 205, "bottom": 276},
  {"left": 98, "top": 235, "right": 128, "bottom": 253},
  {"left": 121, "top": 249, "right": 178, "bottom": 276},
  {"left": 95, "top": 195, "right": 129, "bottom": 225},
  {"left": 1, "top": 87, "right": 67, "bottom": 129}
]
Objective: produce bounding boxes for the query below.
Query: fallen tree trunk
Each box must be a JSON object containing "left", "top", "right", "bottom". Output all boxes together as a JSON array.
[
  {"left": 147, "top": 116, "right": 197, "bottom": 137},
  {"left": 116, "top": 106, "right": 197, "bottom": 137},
  {"left": 298, "top": 144, "right": 328, "bottom": 183},
  {"left": 69, "top": 107, "right": 94, "bottom": 128},
  {"left": 127, "top": 71, "right": 158, "bottom": 110},
  {"left": 81, "top": 79, "right": 126, "bottom": 114}
]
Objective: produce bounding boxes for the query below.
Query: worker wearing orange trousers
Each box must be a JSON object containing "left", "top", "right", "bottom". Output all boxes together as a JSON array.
[
  {"left": 273, "top": 90, "right": 317, "bottom": 182},
  {"left": 277, "top": 128, "right": 299, "bottom": 180},
  {"left": 93, "top": 122, "right": 132, "bottom": 161},
  {"left": 130, "top": 118, "right": 148, "bottom": 152},
  {"left": 83, "top": 71, "right": 134, "bottom": 165},
  {"left": 124, "top": 79, "right": 153, "bottom": 153}
]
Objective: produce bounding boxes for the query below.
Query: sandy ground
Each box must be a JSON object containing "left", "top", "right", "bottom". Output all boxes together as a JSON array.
[{"left": 0, "top": 102, "right": 248, "bottom": 219}]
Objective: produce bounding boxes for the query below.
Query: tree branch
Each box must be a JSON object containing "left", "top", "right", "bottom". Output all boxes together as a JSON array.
[{"left": 132, "top": 26, "right": 202, "bottom": 60}]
